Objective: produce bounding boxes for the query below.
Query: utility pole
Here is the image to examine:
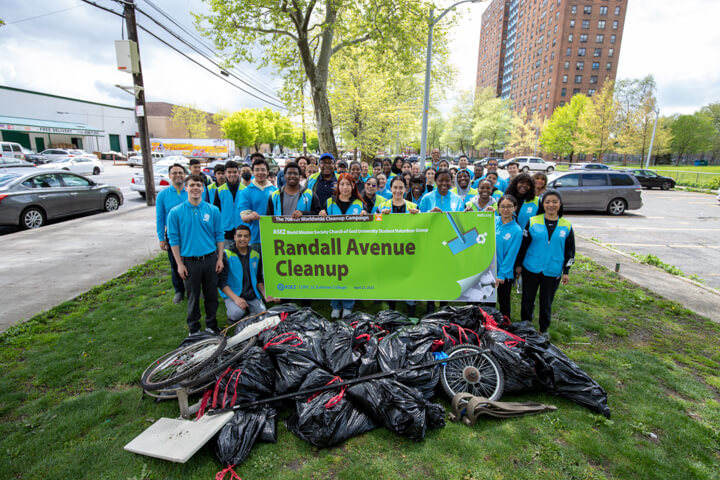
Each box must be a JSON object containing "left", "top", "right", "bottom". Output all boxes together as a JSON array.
[{"left": 124, "top": 0, "right": 155, "bottom": 206}]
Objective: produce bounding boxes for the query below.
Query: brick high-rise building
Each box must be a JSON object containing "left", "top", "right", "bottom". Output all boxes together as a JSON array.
[{"left": 476, "top": 0, "right": 628, "bottom": 118}]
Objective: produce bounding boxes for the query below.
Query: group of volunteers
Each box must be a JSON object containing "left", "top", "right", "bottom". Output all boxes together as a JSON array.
[{"left": 156, "top": 148, "right": 573, "bottom": 337}]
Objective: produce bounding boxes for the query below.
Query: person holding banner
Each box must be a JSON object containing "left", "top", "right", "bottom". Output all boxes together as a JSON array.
[
  {"left": 514, "top": 190, "right": 575, "bottom": 335},
  {"left": 419, "top": 169, "right": 465, "bottom": 213},
  {"left": 465, "top": 179, "right": 497, "bottom": 212},
  {"left": 494, "top": 194, "right": 523, "bottom": 319},
  {"left": 267, "top": 162, "right": 321, "bottom": 217},
  {"left": 406, "top": 175, "right": 426, "bottom": 206},
  {"left": 361, "top": 176, "right": 383, "bottom": 213}
]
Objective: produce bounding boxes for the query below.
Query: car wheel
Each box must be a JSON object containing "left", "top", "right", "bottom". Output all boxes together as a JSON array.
[
  {"left": 661, "top": 181, "right": 672, "bottom": 190},
  {"left": 522, "top": 166, "right": 530, "bottom": 172},
  {"left": 20, "top": 207, "right": 46, "bottom": 229},
  {"left": 104, "top": 194, "right": 120, "bottom": 212},
  {"left": 93, "top": 167, "right": 101, "bottom": 175},
  {"left": 607, "top": 198, "right": 627, "bottom": 216},
  {"left": 546, "top": 166, "right": 554, "bottom": 173}
]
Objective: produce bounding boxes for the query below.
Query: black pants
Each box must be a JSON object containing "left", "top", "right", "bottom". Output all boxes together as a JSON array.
[
  {"left": 167, "top": 247, "right": 184, "bottom": 294},
  {"left": 520, "top": 270, "right": 560, "bottom": 332},
  {"left": 183, "top": 253, "right": 219, "bottom": 333},
  {"left": 496, "top": 279, "right": 514, "bottom": 320}
]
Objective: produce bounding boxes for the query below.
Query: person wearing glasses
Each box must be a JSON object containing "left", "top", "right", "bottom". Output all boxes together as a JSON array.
[{"left": 361, "top": 176, "right": 383, "bottom": 213}]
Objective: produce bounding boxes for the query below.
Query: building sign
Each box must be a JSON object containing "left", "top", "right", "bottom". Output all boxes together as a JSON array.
[
  {"left": 260, "top": 212, "right": 497, "bottom": 302},
  {"left": 0, "top": 123, "right": 102, "bottom": 136}
]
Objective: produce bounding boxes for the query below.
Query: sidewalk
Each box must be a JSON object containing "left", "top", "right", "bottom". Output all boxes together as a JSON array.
[
  {"left": 0, "top": 204, "right": 158, "bottom": 333},
  {"left": 576, "top": 236, "right": 720, "bottom": 324}
]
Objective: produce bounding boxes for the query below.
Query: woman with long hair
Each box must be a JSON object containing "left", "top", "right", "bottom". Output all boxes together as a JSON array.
[
  {"left": 514, "top": 190, "right": 575, "bottom": 335},
  {"left": 505, "top": 173, "right": 538, "bottom": 228},
  {"left": 424, "top": 167, "right": 436, "bottom": 194},
  {"left": 494, "top": 194, "right": 523, "bottom": 319},
  {"left": 533, "top": 172, "right": 548, "bottom": 199},
  {"left": 361, "top": 176, "right": 383, "bottom": 213}
]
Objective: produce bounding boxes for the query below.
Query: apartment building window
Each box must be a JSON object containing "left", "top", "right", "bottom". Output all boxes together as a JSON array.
[
  {"left": 592, "top": 62, "right": 600, "bottom": 70},
  {"left": 546, "top": 102, "right": 549, "bottom": 110},
  {"left": 569, "top": 19, "right": 575, "bottom": 28},
  {"left": 580, "top": 34, "right": 588, "bottom": 42},
  {"left": 613, "top": 20, "right": 619, "bottom": 29},
  {"left": 610, "top": 34, "right": 616, "bottom": 43},
  {"left": 546, "top": 91, "right": 550, "bottom": 99},
  {"left": 560, "top": 101, "right": 566, "bottom": 106},
  {"left": 566, "top": 47, "right": 572, "bottom": 56},
  {"left": 551, "top": 51, "right": 556, "bottom": 59},
  {"left": 598, "top": 20, "right": 606, "bottom": 29},
  {"left": 578, "top": 47, "right": 586, "bottom": 56},
  {"left": 582, "top": 20, "right": 590, "bottom": 28},
  {"left": 564, "top": 61, "right": 570, "bottom": 69},
  {"left": 608, "top": 48, "right": 614, "bottom": 57},
  {"left": 588, "top": 88, "right": 596, "bottom": 96},
  {"left": 576, "top": 61, "right": 584, "bottom": 70},
  {"left": 568, "top": 33, "right": 573, "bottom": 42},
  {"left": 571, "top": 5, "right": 577, "bottom": 14},
  {"left": 548, "top": 77, "right": 552, "bottom": 85},
  {"left": 589, "top": 75, "right": 598, "bottom": 84},
  {"left": 573, "top": 88, "right": 580, "bottom": 94},
  {"left": 583, "top": 5, "right": 591, "bottom": 14},
  {"left": 615, "top": 6, "right": 621, "bottom": 15},
  {"left": 596, "top": 34, "right": 604, "bottom": 43},
  {"left": 599, "top": 6, "right": 608, "bottom": 15},
  {"left": 594, "top": 48, "right": 602, "bottom": 57},
  {"left": 563, "top": 74, "right": 568, "bottom": 83},
  {"left": 575, "top": 75, "right": 582, "bottom": 83},
  {"left": 549, "top": 64, "right": 554, "bottom": 72},
  {"left": 606, "top": 62, "right": 612, "bottom": 70}
]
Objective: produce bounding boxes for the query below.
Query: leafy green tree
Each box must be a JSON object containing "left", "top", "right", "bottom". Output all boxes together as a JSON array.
[
  {"left": 700, "top": 103, "right": 720, "bottom": 161},
  {"left": 615, "top": 76, "right": 660, "bottom": 164},
  {"left": 574, "top": 81, "right": 618, "bottom": 161},
  {"left": 472, "top": 87, "right": 512, "bottom": 154},
  {"left": 221, "top": 109, "right": 256, "bottom": 148},
  {"left": 427, "top": 117, "right": 446, "bottom": 151},
  {"left": 507, "top": 109, "right": 543, "bottom": 156},
  {"left": 539, "top": 94, "right": 588, "bottom": 161},
  {"left": 170, "top": 103, "right": 209, "bottom": 137},
  {"left": 196, "top": 0, "right": 452, "bottom": 156},
  {"left": 442, "top": 90, "right": 475, "bottom": 155},
  {"left": 669, "top": 113, "right": 714, "bottom": 164}
]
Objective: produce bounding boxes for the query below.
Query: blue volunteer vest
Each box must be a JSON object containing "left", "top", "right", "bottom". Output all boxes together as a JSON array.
[
  {"left": 220, "top": 248, "right": 261, "bottom": 300},
  {"left": 522, "top": 214, "right": 572, "bottom": 277},
  {"left": 217, "top": 182, "right": 246, "bottom": 232},
  {"left": 270, "top": 188, "right": 314, "bottom": 215},
  {"left": 516, "top": 197, "right": 540, "bottom": 230},
  {"left": 325, "top": 197, "right": 365, "bottom": 215}
]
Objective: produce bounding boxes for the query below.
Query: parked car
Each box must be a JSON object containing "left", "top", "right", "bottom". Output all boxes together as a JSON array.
[
  {"left": 20, "top": 147, "right": 47, "bottom": 164},
  {"left": 547, "top": 171, "right": 642, "bottom": 215},
  {"left": 36, "top": 156, "right": 104, "bottom": 175},
  {"left": 569, "top": 163, "right": 613, "bottom": 171},
  {"left": 477, "top": 157, "right": 503, "bottom": 167},
  {"left": 0, "top": 157, "right": 36, "bottom": 168},
  {"left": 37, "top": 148, "right": 88, "bottom": 163},
  {"left": 202, "top": 159, "right": 229, "bottom": 180},
  {"left": 1, "top": 141, "right": 26, "bottom": 162},
  {"left": 0, "top": 169, "right": 123, "bottom": 229},
  {"left": 155, "top": 156, "right": 190, "bottom": 168},
  {"left": 128, "top": 151, "right": 165, "bottom": 167},
  {"left": 130, "top": 164, "right": 189, "bottom": 197},
  {"left": 503, "top": 156, "right": 556, "bottom": 173},
  {"left": 621, "top": 168, "right": 676, "bottom": 190}
]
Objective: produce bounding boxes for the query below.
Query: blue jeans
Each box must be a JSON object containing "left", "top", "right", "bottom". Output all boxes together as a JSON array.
[{"left": 330, "top": 300, "right": 355, "bottom": 310}]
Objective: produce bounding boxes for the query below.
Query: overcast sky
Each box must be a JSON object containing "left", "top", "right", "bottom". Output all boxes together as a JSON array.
[{"left": 1, "top": 0, "right": 718, "bottom": 122}]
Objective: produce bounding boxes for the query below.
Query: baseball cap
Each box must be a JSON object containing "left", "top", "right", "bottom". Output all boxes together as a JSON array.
[{"left": 319, "top": 153, "right": 335, "bottom": 161}]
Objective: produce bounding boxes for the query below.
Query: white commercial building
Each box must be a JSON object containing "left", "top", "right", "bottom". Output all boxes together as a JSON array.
[{"left": 0, "top": 85, "right": 137, "bottom": 155}]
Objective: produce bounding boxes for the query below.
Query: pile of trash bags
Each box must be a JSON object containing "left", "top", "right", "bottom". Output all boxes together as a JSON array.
[{"left": 209, "top": 304, "right": 610, "bottom": 469}]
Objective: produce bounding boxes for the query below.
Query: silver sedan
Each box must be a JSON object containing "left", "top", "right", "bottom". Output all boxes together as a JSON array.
[{"left": 0, "top": 169, "right": 124, "bottom": 229}]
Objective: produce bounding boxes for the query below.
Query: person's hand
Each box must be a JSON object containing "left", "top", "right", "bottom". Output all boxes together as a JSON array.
[
  {"left": 291, "top": 210, "right": 303, "bottom": 219},
  {"left": 408, "top": 207, "right": 419, "bottom": 214},
  {"left": 561, "top": 274, "right": 569, "bottom": 285},
  {"left": 515, "top": 266, "right": 522, "bottom": 277},
  {"left": 319, "top": 209, "right": 327, "bottom": 216},
  {"left": 361, "top": 210, "right": 368, "bottom": 215},
  {"left": 485, "top": 205, "right": 496, "bottom": 212},
  {"left": 234, "top": 297, "right": 249, "bottom": 310},
  {"left": 381, "top": 208, "right": 391, "bottom": 214},
  {"left": 159, "top": 240, "right": 168, "bottom": 251},
  {"left": 265, "top": 296, "right": 278, "bottom": 303},
  {"left": 249, "top": 212, "right": 260, "bottom": 221},
  {"left": 177, "top": 263, "right": 188, "bottom": 280},
  {"left": 495, "top": 278, "right": 504, "bottom": 288},
  {"left": 464, "top": 205, "right": 472, "bottom": 212},
  {"left": 430, "top": 206, "right": 442, "bottom": 212},
  {"left": 215, "top": 256, "right": 224, "bottom": 274}
]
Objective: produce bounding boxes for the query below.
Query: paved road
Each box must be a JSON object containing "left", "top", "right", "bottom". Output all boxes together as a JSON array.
[{"left": 566, "top": 189, "right": 720, "bottom": 288}]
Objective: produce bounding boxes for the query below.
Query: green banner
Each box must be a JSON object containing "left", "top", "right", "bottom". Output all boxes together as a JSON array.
[{"left": 260, "top": 212, "right": 497, "bottom": 302}]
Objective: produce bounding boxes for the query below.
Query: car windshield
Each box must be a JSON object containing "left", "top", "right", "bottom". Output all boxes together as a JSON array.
[
  {"left": 0, "top": 173, "right": 21, "bottom": 187},
  {"left": 52, "top": 158, "right": 72, "bottom": 163},
  {"left": 69, "top": 150, "right": 84, "bottom": 155}
]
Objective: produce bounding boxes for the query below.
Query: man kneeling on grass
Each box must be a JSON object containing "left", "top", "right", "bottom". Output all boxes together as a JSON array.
[{"left": 218, "top": 225, "right": 276, "bottom": 321}]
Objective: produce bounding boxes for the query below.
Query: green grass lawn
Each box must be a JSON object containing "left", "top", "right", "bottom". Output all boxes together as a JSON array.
[
  {"left": 1, "top": 255, "right": 719, "bottom": 480},
  {"left": 552, "top": 164, "right": 720, "bottom": 188}
]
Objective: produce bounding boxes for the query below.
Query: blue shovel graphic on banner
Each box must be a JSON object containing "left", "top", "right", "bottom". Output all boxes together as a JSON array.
[{"left": 445, "top": 212, "right": 480, "bottom": 255}]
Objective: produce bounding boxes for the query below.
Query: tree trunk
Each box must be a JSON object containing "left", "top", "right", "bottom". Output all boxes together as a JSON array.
[{"left": 310, "top": 82, "right": 338, "bottom": 156}]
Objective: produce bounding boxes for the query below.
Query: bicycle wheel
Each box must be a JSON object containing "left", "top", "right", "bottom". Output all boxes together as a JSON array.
[
  {"left": 179, "top": 336, "right": 257, "bottom": 388},
  {"left": 140, "top": 336, "right": 227, "bottom": 391},
  {"left": 440, "top": 344, "right": 504, "bottom": 401},
  {"left": 140, "top": 359, "right": 212, "bottom": 399}
]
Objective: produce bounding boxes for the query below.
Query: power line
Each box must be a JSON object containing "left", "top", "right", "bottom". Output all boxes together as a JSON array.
[
  {"left": 3, "top": 3, "right": 88, "bottom": 25},
  {"left": 133, "top": 4, "right": 283, "bottom": 104}
]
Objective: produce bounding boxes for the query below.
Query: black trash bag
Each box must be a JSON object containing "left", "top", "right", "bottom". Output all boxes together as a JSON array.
[
  {"left": 258, "top": 307, "right": 330, "bottom": 346},
  {"left": 285, "top": 369, "right": 377, "bottom": 448},
  {"left": 374, "top": 309, "right": 415, "bottom": 333},
  {"left": 505, "top": 321, "right": 550, "bottom": 348},
  {"left": 215, "top": 406, "right": 276, "bottom": 467},
  {"left": 211, "top": 346, "right": 275, "bottom": 409},
  {"left": 480, "top": 306, "right": 508, "bottom": 328},
  {"left": 262, "top": 330, "right": 325, "bottom": 394},
  {"left": 435, "top": 323, "right": 483, "bottom": 352},
  {"left": 481, "top": 323, "right": 538, "bottom": 394},
  {"left": 357, "top": 336, "right": 381, "bottom": 377},
  {"left": 258, "top": 407, "right": 278, "bottom": 443},
  {"left": 377, "top": 324, "right": 442, "bottom": 399},
  {"left": 321, "top": 321, "right": 361, "bottom": 377},
  {"left": 422, "top": 305, "right": 482, "bottom": 331},
  {"left": 526, "top": 343, "right": 611, "bottom": 418},
  {"left": 347, "top": 379, "right": 445, "bottom": 441}
]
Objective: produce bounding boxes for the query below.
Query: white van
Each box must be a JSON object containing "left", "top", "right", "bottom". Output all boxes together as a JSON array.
[
  {"left": 128, "top": 151, "right": 165, "bottom": 167},
  {"left": 0, "top": 142, "right": 26, "bottom": 161}
]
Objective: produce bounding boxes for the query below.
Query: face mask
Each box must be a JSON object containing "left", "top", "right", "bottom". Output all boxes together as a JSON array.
[{"left": 241, "top": 172, "right": 252, "bottom": 181}]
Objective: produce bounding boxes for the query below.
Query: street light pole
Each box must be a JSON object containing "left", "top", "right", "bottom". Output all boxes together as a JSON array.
[
  {"left": 645, "top": 108, "right": 659, "bottom": 169},
  {"left": 419, "top": 0, "right": 485, "bottom": 164}
]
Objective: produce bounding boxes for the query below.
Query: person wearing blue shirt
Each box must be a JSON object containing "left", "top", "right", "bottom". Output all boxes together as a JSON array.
[
  {"left": 494, "top": 195, "right": 523, "bottom": 319},
  {"left": 475, "top": 158, "right": 508, "bottom": 191},
  {"left": 457, "top": 155, "right": 474, "bottom": 180},
  {"left": 515, "top": 190, "right": 576, "bottom": 335},
  {"left": 167, "top": 174, "right": 225, "bottom": 335},
  {"left": 483, "top": 172, "right": 505, "bottom": 202},
  {"left": 465, "top": 179, "right": 497, "bottom": 212},
  {"left": 450, "top": 170, "right": 478, "bottom": 203},
  {"left": 239, "top": 157, "right": 277, "bottom": 253},
  {"left": 156, "top": 163, "right": 188, "bottom": 304},
  {"left": 319, "top": 173, "right": 368, "bottom": 319},
  {"left": 376, "top": 173, "right": 392, "bottom": 199},
  {"left": 205, "top": 163, "right": 225, "bottom": 205},
  {"left": 419, "top": 168, "right": 465, "bottom": 213},
  {"left": 505, "top": 173, "right": 539, "bottom": 229},
  {"left": 361, "top": 176, "right": 384, "bottom": 213},
  {"left": 405, "top": 174, "right": 426, "bottom": 206},
  {"left": 214, "top": 160, "right": 246, "bottom": 247}
]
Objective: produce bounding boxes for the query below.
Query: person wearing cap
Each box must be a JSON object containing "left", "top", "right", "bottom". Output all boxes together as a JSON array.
[
  {"left": 307, "top": 153, "right": 339, "bottom": 207},
  {"left": 239, "top": 156, "right": 277, "bottom": 253},
  {"left": 336, "top": 159, "right": 349, "bottom": 174},
  {"left": 205, "top": 163, "right": 226, "bottom": 204},
  {"left": 514, "top": 190, "right": 575, "bottom": 335}
]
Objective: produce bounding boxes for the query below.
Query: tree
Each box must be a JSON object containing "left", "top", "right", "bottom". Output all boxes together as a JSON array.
[
  {"left": 221, "top": 110, "right": 256, "bottom": 148},
  {"left": 427, "top": 117, "right": 446, "bottom": 151},
  {"left": 615, "top": 76, "right": 660, "bottom": 164},
  {"left": 574, "top": 81, "right": 618, "bottom": 161},
  {"left": 442, "top": 90, "right": 476, "bottom": 155},
  {"left": 472, "top": 87, "right": 512, "bottom": 154},
  {"left": 507, "top": 109, "right": 544, "bottom": 156},
  {"left": 170, "top": 103, "right": 209, "bottom": 137},
  {"left": 700, "top": 103, "right": 720, "bottom": 161},
  {"left": 539, "top": 94, "right": 588, "bottom": 161},
  {"left": 196, "top": 0, "right": 452, "bottom": 156},
  {"left": 669, "top": 113, "right": 714, "bottom": 164}
]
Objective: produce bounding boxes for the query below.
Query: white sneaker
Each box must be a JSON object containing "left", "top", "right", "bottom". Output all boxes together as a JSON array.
[
  {"left": 342, "top": 308, "right": 352, "bottom": 318},
  {"left": 331, "top": 309, "right": 341, "bottom": 319}
]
